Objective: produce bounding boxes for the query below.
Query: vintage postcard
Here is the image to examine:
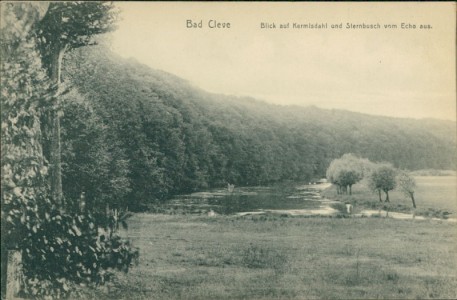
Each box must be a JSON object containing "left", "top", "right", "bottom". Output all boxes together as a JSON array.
[{"left": 1, "top": 1, "right": 456, "bottom": 299}]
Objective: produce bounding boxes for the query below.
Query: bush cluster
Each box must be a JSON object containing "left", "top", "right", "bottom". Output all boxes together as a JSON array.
[{"left": 3, "top": 193, "right": 138, "bottom": 298}]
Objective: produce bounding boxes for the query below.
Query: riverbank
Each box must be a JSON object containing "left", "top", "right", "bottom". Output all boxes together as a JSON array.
[
  {"left": 322, "top": 176, "right": 457, "bottom": 221},
  {"left": 82, "top": 213, "right": 457, "bottom": 299}
]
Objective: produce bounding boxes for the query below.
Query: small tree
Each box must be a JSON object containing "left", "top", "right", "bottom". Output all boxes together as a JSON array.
[
  {"left": 339, "top": 169, "right": 362, "bottom": 195},
  {"left": 397, "top": 171, "right": 417, "bottom": 208},
  {"left": 367, "top": 176, "right": 383, "bottom": 202},
  {"left": 368, "top": 164, "right": 397, "bottom": 202},
  {"left": 326, "top": 153, "right": 366, "bottom": 195}
]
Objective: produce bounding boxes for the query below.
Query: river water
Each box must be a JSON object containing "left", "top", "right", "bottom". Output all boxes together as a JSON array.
[{"left": 163, "top": 182, "right": 338, "bottom": 216}]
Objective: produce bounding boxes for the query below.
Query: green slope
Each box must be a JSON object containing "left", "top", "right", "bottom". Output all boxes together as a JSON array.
[{"left": 59, "top": 46, "right": 456, "bottom": 208}]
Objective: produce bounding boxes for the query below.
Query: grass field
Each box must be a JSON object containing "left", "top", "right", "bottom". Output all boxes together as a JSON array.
[
  {"left": 414, "top": 176, "right": 457, "bottom": 212},
  {"left": 81, "top": 213, "right": 457, "bottom": 299},
  {"left": 78, "top": 176, "right": 457, "bottom": 299}
]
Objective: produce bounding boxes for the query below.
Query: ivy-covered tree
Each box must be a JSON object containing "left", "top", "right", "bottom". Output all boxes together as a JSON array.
[
  {"left": 35, "top": 1, "right": 119, "bottom": 208},
  {"left": 1, "top": 2, "right": 51, "bottom": 295},
  {"left": 1, "top": 3, "right": 137, "bottom": 298}
]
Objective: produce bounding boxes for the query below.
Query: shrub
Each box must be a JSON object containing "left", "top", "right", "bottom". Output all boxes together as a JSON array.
[
  {"left": 3, "top": 191, "right": 138, "bottom": 298},
  {"left": 15, "top": 208, "right": 138, "bottom": 298}
]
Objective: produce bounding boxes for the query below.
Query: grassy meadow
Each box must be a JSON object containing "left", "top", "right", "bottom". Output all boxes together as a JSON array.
[
  {"left": 79, "top": 176, "right": 457, "bottom": 299},
  {"left": 414, "top": 176, "right": 457, "bottom": 212},
  {"left": 84, "top": 217, "right": 456, "bottom": 299}
]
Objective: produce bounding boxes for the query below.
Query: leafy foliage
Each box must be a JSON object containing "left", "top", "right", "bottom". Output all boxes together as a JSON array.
[
  {"left": 368, "top": 164, "right": 397, "bottom": 202},
  {"left": 326, "top": 155, "right": 419, "bottom": 209},
  {"left": 19, "top": 209, "right": 138, "bottom": 298},
  {"left": 34, "top": 1, "right": 120, "bottom": 208},
  {"left": 326, "top": 154, "right": 371, "bottom": 194},
  {"left": 36, "top": 1, "right": 119, "bottom": 73},
  {"left": 1, "top": 5, "right": 51, "bottom": 290},
  {"left": 1, "top": 3, "right": 137, "bottom": 298},
  {"left": 59, "top": 89, "right": 131, "bottom": 212}
]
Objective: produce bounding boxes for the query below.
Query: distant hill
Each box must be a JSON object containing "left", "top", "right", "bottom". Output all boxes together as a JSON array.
[{"left": 61, "top": 46, "right": 456, "bottom": 207}]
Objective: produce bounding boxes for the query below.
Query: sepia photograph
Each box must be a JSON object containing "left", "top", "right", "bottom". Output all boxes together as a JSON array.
[{"left": 1, "top": 1, "right": 456, "bottom": 299}]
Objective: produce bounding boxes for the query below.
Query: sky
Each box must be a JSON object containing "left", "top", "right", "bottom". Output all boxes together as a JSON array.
[{"left": 111, "top": 2, "right": 456, "bottom": 121}]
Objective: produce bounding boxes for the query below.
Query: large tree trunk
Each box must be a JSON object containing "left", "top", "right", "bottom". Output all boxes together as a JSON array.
[
  {"left": 50, "top": 110, "right": 62, "bottom": 206},
  {"left": 49, "top": 44, "right": 68, "bottom": 208},
  {"left": 349, "top": 185, "right": 352, "bottom": 195},
  {"left": 410, "top": 192, "right": 416, "bottom": 209},
  {"left": 384, "top": 190, "right": 390, "bottom": 202},
  {"left": 378, "top": 190, "right": 382, "bottom": 202}
]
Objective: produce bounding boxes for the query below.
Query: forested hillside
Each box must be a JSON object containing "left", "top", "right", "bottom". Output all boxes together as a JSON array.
[{"left": 60, "top": 45, "right": 456, "bottom": 210}]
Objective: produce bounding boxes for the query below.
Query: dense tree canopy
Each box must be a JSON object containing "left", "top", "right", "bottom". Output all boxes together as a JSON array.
[
  {"left": 36, "top": 1, "right": 118, "bottom": 76},
  {"left": 59, "top": 45, "right": 457, "bottom": 210},
  {"left": 60, "top": 89, "right": 131, "bottom": 212}
]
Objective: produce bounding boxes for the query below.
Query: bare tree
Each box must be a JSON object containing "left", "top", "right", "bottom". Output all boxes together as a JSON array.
[{"left": 397, "top": 171, "right": 417, "bottom": 208}]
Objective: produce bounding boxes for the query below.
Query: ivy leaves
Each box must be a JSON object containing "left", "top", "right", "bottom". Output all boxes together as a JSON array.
[
  {"left": 1, "top": 4, "right": 137, "bottom": 298},
  {"left": 21, "top": 210, "right": 138, "bottom": 298}
]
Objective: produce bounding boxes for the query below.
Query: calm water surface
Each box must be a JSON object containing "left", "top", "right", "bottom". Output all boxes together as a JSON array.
[{"left": 164, "top": 182, "right": 335, "bottom": 215}]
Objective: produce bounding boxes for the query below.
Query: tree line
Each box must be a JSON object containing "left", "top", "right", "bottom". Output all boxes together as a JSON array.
[
  {"left": 326, "top": 154, "right": 417, "bottom": 208},
  {"left": 59, "top": 44, "right": 457, "bottom": 211}
]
